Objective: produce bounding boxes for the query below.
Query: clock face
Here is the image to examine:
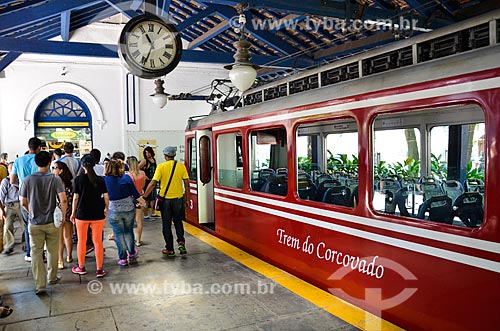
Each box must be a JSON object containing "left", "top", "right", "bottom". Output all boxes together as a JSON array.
[{"left": 118, "top": 14, "right": 182, "bottom": 79}]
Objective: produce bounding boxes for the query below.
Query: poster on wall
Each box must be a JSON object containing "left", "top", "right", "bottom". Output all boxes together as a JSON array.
[
  {"left": 129, "top": 131, "right": 185, "bottom": 163},
  {"left": 37, "top": 124, "right": 92, "bottom": 156},
  {"left": 138, "top": 139, "right": 158, "bottom": 160}
]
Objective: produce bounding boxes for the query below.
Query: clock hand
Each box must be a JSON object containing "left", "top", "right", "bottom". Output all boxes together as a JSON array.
[{"left": 145, "top": 33, "right": 155, "bottom": 49}]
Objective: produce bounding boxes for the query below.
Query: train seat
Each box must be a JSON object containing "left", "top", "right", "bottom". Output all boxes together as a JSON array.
[
  {"left": 379, "top": 178, "right": 401, "bottom": 214},
  {"left": 452, "top": 192, "right": 484, "bottom": 227},
  {"left": 465, "top": 178, "right": 484, "bottom": 193},
  {"left": 258, "top": 168, "right": 275, "bottom": 180},
  {"left": 417, "top": 195, "right": 453, "bottom": 224},
  {"left": 322, "top": 186, "right": 352, "bottom": 207},
  {"left": 394, "top": 187, "right": 412, "bottom": 217},
  {"left": 316, "top": 179, "right": 342, "bottom": 202},
  {"left": 420, "top": 181, "right": 445, "bottom": 200},
  {"left": 251, "top": 178, "right": 267, "bottom": 192},
  {"left": 442, "top": 180, "right": 464, "bottom": 204},
  {"left": 298, "top": 178, "right": 317, "bottom": 200}
]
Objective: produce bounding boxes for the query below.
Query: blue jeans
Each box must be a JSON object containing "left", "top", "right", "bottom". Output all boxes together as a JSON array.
[
  {"left": 21, "top": 207, "right": 31, "bottom": 257},
  {"left": 161, "top": 197, "right": 185, "bottom": 251},
  {"left": 108, "top": 210, "right": 136, "bottom": 260}
]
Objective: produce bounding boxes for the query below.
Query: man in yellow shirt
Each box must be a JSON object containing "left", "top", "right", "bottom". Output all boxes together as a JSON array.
[{"left": 144, "top": 146, "right": 189, "bottom": 257}]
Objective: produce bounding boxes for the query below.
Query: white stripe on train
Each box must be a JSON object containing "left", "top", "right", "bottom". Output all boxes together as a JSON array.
[
  {"left": 214, "top": 188, "right": 500, "bottom": 262},
  {"left": 213, "top": 76, "right": 500, "bottom": 131}
]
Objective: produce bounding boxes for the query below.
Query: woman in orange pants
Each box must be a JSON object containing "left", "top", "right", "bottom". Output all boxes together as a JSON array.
[{"left": 70, "top": 154, "right": 109, "bottom": 278}]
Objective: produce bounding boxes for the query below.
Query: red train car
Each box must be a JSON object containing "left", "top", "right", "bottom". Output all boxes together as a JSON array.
[{"left": 184, "top": 10, "right": 500, "bottom": 330}]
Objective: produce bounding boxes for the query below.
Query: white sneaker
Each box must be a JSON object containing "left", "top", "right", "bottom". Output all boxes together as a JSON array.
[{"left": 24, "top": 255, "right": 31, "bottom": 262}]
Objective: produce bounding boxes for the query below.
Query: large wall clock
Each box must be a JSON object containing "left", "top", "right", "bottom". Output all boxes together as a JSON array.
[{"left": 118, "top": 14, "right": 182, "bottom": 79}]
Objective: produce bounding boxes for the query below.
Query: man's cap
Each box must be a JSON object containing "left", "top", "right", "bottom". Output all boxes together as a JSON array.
[{"left": 163, "top": 146, "right": 177, "bottom": 157}]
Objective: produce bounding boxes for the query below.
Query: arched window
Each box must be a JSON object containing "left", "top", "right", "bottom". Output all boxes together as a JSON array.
[{"left": 34, "top": 93, "right": 93, "bottom": 155}]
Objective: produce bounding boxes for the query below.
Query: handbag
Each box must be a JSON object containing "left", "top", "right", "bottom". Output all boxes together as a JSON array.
[
  {"left": 154, "top": 161, "right": 177, "bottom": 211},
  {"left": 54, "top": 206, "right": 63, "bottom": 228}
]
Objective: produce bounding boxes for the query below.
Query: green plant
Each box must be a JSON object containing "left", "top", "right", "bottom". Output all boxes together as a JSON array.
[
  {"left": 466, "top": 161, "right": 484, "bottom": 181},
  {"left": 298, "top": 156, "right": 312, "bottom": 173},
  {"left": 430, "top": 153, "right": 447, "bottom": 181},
  {"left": 327, "top": 151, "right": 358, "bottom": 175}
]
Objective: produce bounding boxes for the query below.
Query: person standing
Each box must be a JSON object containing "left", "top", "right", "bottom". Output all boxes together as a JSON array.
[
  {"left": 0, "top": 162, "right": 23, "bottom": 255},
  {"left": 49, "top": 148, "right": 63, "bottom": 170},
  {"left": 71, "top": 155, "right": 108, "bottom": 278},
  {"left": 57, "top": 142, "right": 80, "bottom": 179},
  {"left": 11, "top": 137, "right": 43, "bottom": 262},
  {"left": 19, "top": 151, "right": 67, "bottom": 295},
  {"left": 104, "top": 159, "right": 144, "bottom": 266},
  {"left": 144, "top": 146, "right": 190, "bottom": 257},
  {"left": 51, "top": 161, "right": 73, "bottom": 269},
  {"left": 126, "top": 156, "right": 146, "bottom": 246},
  {"left": 139, "top": 146, "right": 158, "bottom": 219},
  {"left": 0, "top": 153, "right": 8, "bottom": 184}
]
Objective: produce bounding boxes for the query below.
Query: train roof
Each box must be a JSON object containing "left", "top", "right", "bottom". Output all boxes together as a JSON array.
[{"left": 187, "top": 9, "right": 500, "bottom": 130}]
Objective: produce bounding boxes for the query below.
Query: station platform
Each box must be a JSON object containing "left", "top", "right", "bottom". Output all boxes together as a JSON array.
[{"left": 0, "top": 218, "right": 402, "bottom": 330}]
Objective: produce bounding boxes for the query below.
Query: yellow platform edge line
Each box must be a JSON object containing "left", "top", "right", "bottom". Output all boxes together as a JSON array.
[{"left": 184, "top": 223, "right": 404, "bottom": 331}]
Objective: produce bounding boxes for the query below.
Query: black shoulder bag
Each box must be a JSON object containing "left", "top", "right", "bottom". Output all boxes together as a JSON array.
[{"left": 154, "top": 161, "right": 177, "bottom": 211}]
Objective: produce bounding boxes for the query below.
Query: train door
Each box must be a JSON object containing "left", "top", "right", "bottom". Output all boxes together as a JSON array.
[{"left": 196, "top": 130, "right": 215, "bottom": 230}]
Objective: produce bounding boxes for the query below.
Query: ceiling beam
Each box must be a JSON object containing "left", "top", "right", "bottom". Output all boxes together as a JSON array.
[
  {"left": 61, "top": 10, "right": 71, "bottom": 41},
  {"left": 176, "top": 7, "right": 216, "bottom": 31},
  {"left": 104, "top": 0, "right": 140, "bottom": 19},
  {"left": 0, "top": 37, "right": 118, "bottom": 57},
  {"left": 0, "top": 51, "right": 21, "bottom": 72},
  {"left": 211, "top": 4, "right": 297, "bottom": 55},
  {"left": 201, "top": 0, "right": 396, "bottom": 21},
  {"left": 200, "top": 0, "right": 453, "bottom": 28},
  {"left": 0, "top": 0, "right": 103, "bottom": 33},
  {"left": 0, "top": 36, "right": 311, "bottom": 69},
  {"left": 188, "top": 20, "right": 231, "bottom": 49}
]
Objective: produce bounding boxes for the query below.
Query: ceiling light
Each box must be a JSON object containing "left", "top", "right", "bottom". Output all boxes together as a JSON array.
[
  {"left": 225, "top": 12, "right": 259, "bottom": 92},
  {"left": 150, "top": 79, "right": 169, "bottom": 108}
]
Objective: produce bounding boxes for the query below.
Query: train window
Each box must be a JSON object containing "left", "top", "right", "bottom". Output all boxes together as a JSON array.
[
  {"left": 188, "top": 137, "right": 197, "bottom": 181},
  {"left": 249, "top": 127, "right": 288, "bottom": 196},
  {"left": 216, "top": 132, "right": 243, "bottom": 189},
  {"left": 296, "top": 119, "right": 358, "bottom": 207},
  {"left": 372, "top": 105, "right": 485, "bottom": 228}
]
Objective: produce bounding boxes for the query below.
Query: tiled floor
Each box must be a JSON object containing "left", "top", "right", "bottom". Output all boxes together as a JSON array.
[{"left": 0, "top": 219, "right": 359, "bottom": 331}]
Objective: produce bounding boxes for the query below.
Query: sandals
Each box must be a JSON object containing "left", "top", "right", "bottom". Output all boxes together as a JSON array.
[
  {"left": 58, "top": 261, "right": 65, "bottom": 270},
  {"left": 107, "top": 233, "right": 115, "bottom": 241},
  {"left": 66, "top": 256, "right": 73, "bottom": 263},
  {"left": 0, "top": 306, "right": 13, "bottom": 318},
  {"left": 136, "top": 241, "right": 142, "bottom": 247}
]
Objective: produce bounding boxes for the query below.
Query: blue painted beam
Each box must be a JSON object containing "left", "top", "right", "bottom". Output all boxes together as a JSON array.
[
  {"left": 158, "top": 0, "right": 171, "bottom": 18},
  {"left": 131, "top": 0, "right": 143, "bottom": 11},
  {"left": 201, "top": 0, "right": 396, "bottom": 21},
  {"left": 188, "top": 20, "right": 231, "bottom": 49},
  {"left": 210, "top": 4, "right": 297, "bottom": 56},
  {"left": 61, "top": 10, "right": 71, "bottom": 41},
  {"left": 0, "top": 0, "right": 102, "bottom": 32},
  {"left": 0, "top": 36, "right": 312, "bottom": 68},
  {"left": 175, "top": 7, "right": 216, "bottom": 31},
  {"left": 0, "top": 36, "right": 118, "bottom": 57},
  {"left": 201, "top": 0, "right": 453, "bottom": 28},
  {"left": 104, "top": 0, "right": 140, "bottom": 19},
  {"left": 403, "top": 0, "right": 432, "bottom": 16},
  {"left": 434, "top": 0, "right": 456, "bottom": 16},
  {"left": 0, "top": 51, "right": 21, "bottom": 71}
]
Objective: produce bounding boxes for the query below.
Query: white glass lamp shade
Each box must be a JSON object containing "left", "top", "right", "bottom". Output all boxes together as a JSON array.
[
  {"left": 229, "top": 64, "right": 257, "bottom": 91},
  {"left": 151, "top": 93, "right": 169, "bottom": 108}
]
